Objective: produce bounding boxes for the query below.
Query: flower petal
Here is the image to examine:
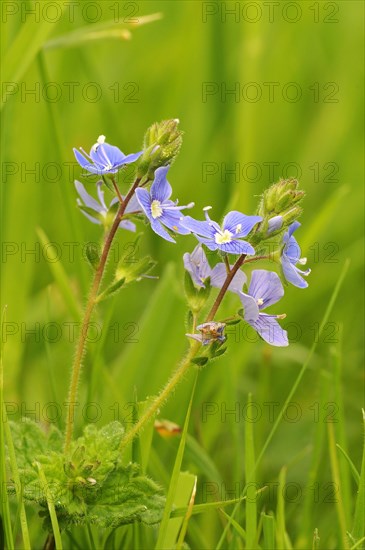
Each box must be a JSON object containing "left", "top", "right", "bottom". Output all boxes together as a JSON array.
[
  {"left": 159, "top": 210, "right": 190, "bottom": 234},
  {"left": 179, "top": 216, "right": 216, "bottom": 238},
  {"left": 119, "top": 151, "right": 143, "bottom": 165},
  {"left": 288, "top": 221, "right": 301, "bottom": 238},
  {"left": 249, "top": 270, "right": 284, "bottom": 308},
  {"left": 210, "top": 263, "right": 247, "bottom": 293},
  {"left": 74, "top": 180, "right": 102, "bottom": 211},
  {"left": 74, "top": 149, "right": 100, "bottom": 173},
  {"left": 96, "top": 181, "right": 107, "bottom": 211},
  {"left": 150, "top": 166, "right": 172, "bottom": 202},
  {"left": 281, "top": 256, "right": 309, "bottom": 288},
  {"left": 90, "top": 143, "right": 124, "bottom": 166},
  {"left": 119, "top": 220, "right": 136, "bottom": 232},
  {"left": 124, "top": 192, "right": 142, "bottom": 214},
  {"left": 150, "top": 218, "right": 176, "bottom": 243},
  {"left": 285, "top": 235, "right": 301, "bottom": 263},
  {"left": 135, "top": 188, "right": 152, "bottom": 220},
  {"left": 223, "top": 211, "right": 262, "bottom": 237},
  {"left": 196, "top": 236, "right": 219, "bottom": 251},
  {"left": 183, "top": 245, "right": 211, "bottom": 288},
  {"left": 216, "top": 240, "right": 255, "bottom": 255},
  {"left": 239, "top": 291, "right": 260, "bottom": 322},
  {"left": 77, "top": 200, "right": 101, "bottom": 225},
  {"left": 252, "top": 314, "right": 289, "bottom": 347}
]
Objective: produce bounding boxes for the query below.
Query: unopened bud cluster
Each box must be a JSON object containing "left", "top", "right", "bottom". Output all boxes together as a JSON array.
[
  {"left": 137, "top": 119, "right": 183, "bottom": 179},
  {"left": 256, "top": 178, "right": 305, "bottom": 240}
]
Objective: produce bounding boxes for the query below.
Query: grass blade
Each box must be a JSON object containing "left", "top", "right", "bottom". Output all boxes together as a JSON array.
[
  {"left": 0, "top": 308, "right": 14, "bottom": 550},
  {"left": 216, "top": 259, "right": 350, "bottom": 548},
  {"left": 171, "top": 487, "right": 267, "bottom": 518},
  {"left": 276, "top": 467, "right": 291, "bottom": 550},
  {"left": 44, "top": 13, "right": 163, "bottom": 50},
  {"left": 36, "top": 227, "right": 82, "bottom": 321},
  {"left": 176, "top": 474, "right": 197, "bottom": 550},
  {"left": 220, "top": 509, "right": 246, "bottom": 540},
  {"left": 3, "top": 414, "right": 31, "bottom": 549},
  {"left": 328, "top": 421, "right": 350, "bottom": 548},
  {"left": 262, "top": 513, "right": 276, "bottom": 550},
  {"left": 336, "top": 444, "right": 361, "bottom": 485},
  {"left": 245, "top": 393, "right": 257, "bottom": 549},
  {"left": 1, "top": 4, "right": 67, "bottom": 109},
  {"left": 351, "top": 410, "right": 365, "bottom": 541},
  {"left": 36, "top": 463, "right": 63, "bottom": 549},
  {"left": 155, "top": 374, "right": 198, "bottom": 549}
]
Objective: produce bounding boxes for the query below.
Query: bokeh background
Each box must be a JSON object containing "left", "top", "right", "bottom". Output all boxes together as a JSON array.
[{"left": 1, "top": 1, "right": 364, "bottom": 548}]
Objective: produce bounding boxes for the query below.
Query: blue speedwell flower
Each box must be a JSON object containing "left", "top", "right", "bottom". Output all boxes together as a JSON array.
[
  {"left": 135, "top": 166, "right": 194, "bottom": 243},
  {"left": 281, "top": 221, "right": 310, "bottom": 288},
  {"left": 73, "top": 135, "right": 142, "bottom": 175},
  {"left": 75, "top": 180, "right": 140, "bottom": 232},
  {"left": 183, "top": 244, "right": 246, "bottom": 293},
  {"left": 239, "top": 270, "right": 288, "bottom": 347},
  {"left": 180, "top": 207, "right": 262, "bottom": 255}
]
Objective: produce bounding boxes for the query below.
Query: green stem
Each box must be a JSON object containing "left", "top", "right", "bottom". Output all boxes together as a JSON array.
[
  {"left": 64, "top": 177, "right": 141, "bottom": 453},
  {"left": 120, "top": 342, "right": 200, "bottom": 452},
  {"left": 120, "top": 252, "right": 249, "bottom": 451}
]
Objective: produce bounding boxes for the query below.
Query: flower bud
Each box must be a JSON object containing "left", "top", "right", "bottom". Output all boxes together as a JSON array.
[
  {"left": 256, "top": 179, "right": 305, "bottom": 242},
  {"left": 137, "top": 119, "right": 183, "bottom": 179},
  {"left": 261, "top": 179, "right": 302, "bottom": 215}
]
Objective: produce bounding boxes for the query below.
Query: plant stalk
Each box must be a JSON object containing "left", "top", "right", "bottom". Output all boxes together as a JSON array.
[
  {"left": 64, "top": 177, "right": 141, "bottom": 453},
  {"left": 120, "top": 253, "right": 248, "bottom": 451}
]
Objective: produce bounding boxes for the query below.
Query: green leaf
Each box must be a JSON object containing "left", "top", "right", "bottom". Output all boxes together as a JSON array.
[
  {"left": 116, "top": 255, "right": 157, "bottom": 285},
  {"left": 191, "top": 357, "right": 209, "bottom": 367},
  {"left": 85, "top": 243, "right": 100, "bottom": 271},
  {"left": 97, "top": 278, "right": 126, "bottom": 302},
  {"left": 7, "top": 420, "right": 165, "bottom": 531}
]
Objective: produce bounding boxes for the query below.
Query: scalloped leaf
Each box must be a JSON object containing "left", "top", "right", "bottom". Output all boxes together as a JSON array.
[{"left": 7, "top": 420, "right": 165, "bottom": 532}]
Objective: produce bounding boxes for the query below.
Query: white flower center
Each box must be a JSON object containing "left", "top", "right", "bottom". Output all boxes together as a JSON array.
[
  {"left": 257, "top": 298, "right": 264, "bottom": 306},
  {"left": 215, "top": 229, "right": 233, "bottom": 244},
  {"left": 235, "top": 224, "right": 242, "bottom": 234},
  {"left": 151, "top": 199, "right": 163, "bottom": 219}
]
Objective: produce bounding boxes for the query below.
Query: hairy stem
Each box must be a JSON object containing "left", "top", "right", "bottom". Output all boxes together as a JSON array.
[
  {"left": 119, "top": 342, "right": 200, "bottom": 452},
  {"left": 64, "top": 177, "right": 141, "bottom": 453},
  {"left": 120, "top": 253, "right": 248, "bottom": 451}
]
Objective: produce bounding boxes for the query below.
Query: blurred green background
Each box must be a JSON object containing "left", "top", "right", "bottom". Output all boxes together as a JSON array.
[{"left": 1, "top": 1, "right": 364, "bottom": 548}]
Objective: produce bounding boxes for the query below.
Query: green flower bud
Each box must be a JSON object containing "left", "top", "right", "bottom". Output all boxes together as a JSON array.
[
  {"left": 137, "top": 119, "right": 183, "bottom": 179},
  {"left": 281, "top": 205, "right": 303, "bottom": 225},
  {"left": 260, "top": 178, "right": 302, "bottom": 215}
]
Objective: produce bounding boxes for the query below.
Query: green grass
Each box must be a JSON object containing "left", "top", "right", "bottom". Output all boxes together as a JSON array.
[{"left": 1, "top": 1, "right": 364, "bottom": 548}]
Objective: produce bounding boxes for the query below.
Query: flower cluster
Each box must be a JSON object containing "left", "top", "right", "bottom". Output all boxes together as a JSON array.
[{"left": 73, "top": 122, "right": 310, "bottom": 348}]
